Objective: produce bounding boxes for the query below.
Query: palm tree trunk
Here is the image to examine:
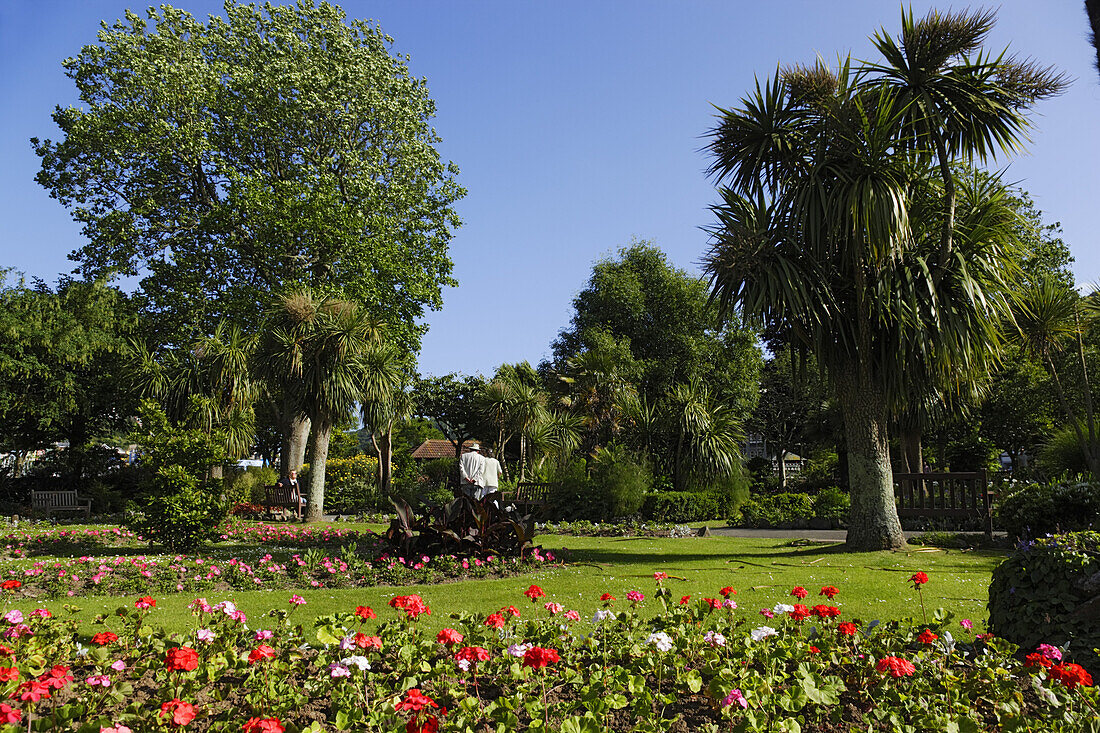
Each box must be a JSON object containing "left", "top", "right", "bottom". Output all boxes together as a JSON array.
[
  {"left": 380, "top": 430, "right": 393, "bottom": 494},
  {"left": 305, "top": 420, "right": 332, "bottom": 523},
  {"left": 281, "top": 412, "right": 310, "bottom": 478},
  {"left": 836, "top": 366, "right": 907, "bottom": 551},
  {"left": 777, "top": 450, "right": 787, "bottom": 488}
]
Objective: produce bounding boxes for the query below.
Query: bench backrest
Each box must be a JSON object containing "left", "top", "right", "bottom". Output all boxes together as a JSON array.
[
  {"left": 514, "top": 482, "right": 554, "bottom": 502},
  {"left": 266, "top": 485, "right": 297, "bottom": 505},
  {"left": 32, "top": 490, "right": 80, "bottom": 508}
]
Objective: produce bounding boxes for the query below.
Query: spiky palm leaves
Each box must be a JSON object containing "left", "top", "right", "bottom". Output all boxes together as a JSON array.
[
  {"left": 257, "top": 288, "right": 394, "bottom": 521},
  {"left": 704, "top": 8, "right": 1061, "bottom": 550}
]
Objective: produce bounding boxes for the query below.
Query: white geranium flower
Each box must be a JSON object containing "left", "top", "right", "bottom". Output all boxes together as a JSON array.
[
  {"left": 750, "top": 626, "right": 778, "bottom": 642},
  {"left": 703, "top": 631, "right": 726, "bottom": 647},
  {"left": 647, "top": 632, "right": 674, "bottom": 652},
  {"left": 772, "top": 603, "right": 795, "bottom": 615}
]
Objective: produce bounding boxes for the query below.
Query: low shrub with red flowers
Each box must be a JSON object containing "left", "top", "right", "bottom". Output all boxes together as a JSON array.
[{"left": 0, "top": 583, "right": 1090, "bottom": 731}]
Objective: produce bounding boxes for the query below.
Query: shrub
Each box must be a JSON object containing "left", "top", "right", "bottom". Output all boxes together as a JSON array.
[
  {"left": 590, "top": 445, "right": 651, "bottom": 519},
  {"left": 812, "top": 486, "right": 850, "bottom": 521},
  {"left": 989, "top": 531, "right": 1100, "bottom": 673},
  {"left": 224, "top": 466, "right": 279, "bottom": 507},
  {"left": 547, "top": 460, "right": 600, "bottom": 520},
  {"left": 128, "top": 465, "right": 226, "bottom": 551},
  {"left": 737, "top": 492, "right": 815, "bottom": 527},
  {"left": 996, "top": 481, "right": 1100, "bottom": 540},
  {"left": 642, "top": 491, "right": 734, "bottom": 523},
  {"left": 300, "top": 455, "right": 383, "bottom": 513},
  {"left": 1037, "top": 424, "right": 1091, "bottom": 477},
  {"left": 126, "top": 402, "right": 226, "bottom": 551}
]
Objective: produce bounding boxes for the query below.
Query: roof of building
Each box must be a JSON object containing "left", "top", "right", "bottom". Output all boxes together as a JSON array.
[{"left": 411, "top": 439, "right": 478, "bottom": 460}]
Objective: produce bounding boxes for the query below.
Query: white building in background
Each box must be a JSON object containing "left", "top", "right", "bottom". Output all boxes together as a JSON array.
[{"left": 743, "top": 433, "right": 807, "bottom": 476}]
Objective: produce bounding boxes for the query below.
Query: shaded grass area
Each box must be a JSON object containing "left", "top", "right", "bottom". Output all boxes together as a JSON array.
[{"left": 0, "top": 531, "right": 1006, "bottom": 643}]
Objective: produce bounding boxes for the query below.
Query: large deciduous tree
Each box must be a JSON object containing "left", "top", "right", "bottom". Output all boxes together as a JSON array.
[
  {"left": 32, "top": 0, "right": 464, "bottom": 353},
  {"left": 704, "top": 9, "right": 1065, "bottom": 550},
  {"left": 0, "top": 274, "right": 135, "bottom": 487}
]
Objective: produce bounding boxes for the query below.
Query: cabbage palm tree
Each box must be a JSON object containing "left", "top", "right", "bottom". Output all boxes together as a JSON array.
[
  {"left": 258, "top": 289, "right": 383, "bottom": 522},
  {"left": 666, "top": 377, "right": 743, "bottom": 492},
  {"left": 704, "top": 9, "right": 1061, "bottom": 550},
  {"left": 359, "top": 344, "right": 411, "bottom": 495},
  {"left": 1013, "top": 278, "right": 1100, "bottom": 478}
]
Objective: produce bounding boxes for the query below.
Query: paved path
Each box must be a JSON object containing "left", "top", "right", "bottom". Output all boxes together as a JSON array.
[{"left": 705, "top": 527, "right": 1004, "bottom": 542}]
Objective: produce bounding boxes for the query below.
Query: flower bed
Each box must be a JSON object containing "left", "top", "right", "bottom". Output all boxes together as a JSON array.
[
  {"left": 0, "top": 548, "right": 562, "bottom": 600},
  {"left": 534, "top": 520, "right": 694, "bottom": 538},
  {"left": 0, "top": 574, "right": 1094, "bottom": 731}
]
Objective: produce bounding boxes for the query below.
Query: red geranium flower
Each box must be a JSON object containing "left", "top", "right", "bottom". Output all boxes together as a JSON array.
[
  {"left": 135, "top": 596, "right": 157, "bottom": 610},
  {"left": 524, "top": 585, "right": 545, "bottom": 601},
  {"left": 355, "top": 633, "right": 382, "bottom": 650},
  {"left": 1050, "top": 663, "right": 1094, "bottom": 690},
  {"left": 0, "top": 581, "right": 20, "bottom": 591},
  {"left": 165, "top": 647, "right": 199, "bottom": 672},
  {"left": 790, "top": 586, "right": 808, "bottom": 599},
  {"left": 808, "top": 646, "right": 820, "bottom": 654},
  {"left": 354, "top": 606, "right": 376, "bottom": 621},
  {"left": 501, "top": 605, "right": 521, "bottom": 617},
  {"left": 40, "top": 665, "right": 72, "bottom": 689},
  {"left": 599, "top": 593, "right": 615, "bottom": 602},
  {"left": 838, "top": 622, "right": 858, "bottom": 637},
  {"left": 0, "top": 668, "right": 17, "bottom": 682},
  {"left": 484, "top": 613, "right": 505, "bottom": 629},
  {"left": 455, "top": 646, "right": 490, "bottom": 665},
  {"left": 653, "top": 572, "right": 668, "bottom": 582},
  {"left": 0, "top": 703, "right": 21, "bottom": 724},
  {"left": 436, "top": 628, "right": 464, "bottom": 646},
  {"left": 909, "top": 572, "right": 928, "bottom": 588},
  {"left": 812, "top": 605, "right": 840, "bottom": 619},
  {"left": 522, "top": 646, "right": 560, "bottom": 670},
  {"left": 16, "top": 679, "right": 50, "bottom": 703},
  {"left": 395, "top": 688, "right": 439, "bottom": 713},
  {"left": 876, "top": 656, "right": 916, "bottom": 678},
  {"left": 91, "top": 632, "right": 119, "bottom": 646},
  {"left": 719, "top": 587, "right": 736, "bottom": 598},
  {"left": 160, "top": 698, "right": 196, "bottom": 726},
  {"left": 248, "top": 645, "right": 276, "bottom": 665},
  {"left": 704, "top": 598, "right": 721, "bottom": 610},
  {"left": 917, "top": 629, "right": 938, "bottom": 645},
  {"left": 242, "top": 717, "right": 285, "bottom": 733},
  {"left": 819, "top": 586, "right": 839, "bottom": 599},
  {"left": 1025, "top": 653, "right": 1053, "bottom": 669},
  {"left": 407, "top": 715, "right": 439, "bottom": 733},
  {"left": 389, "top": 595, "right": 430, "bottom": 620},
  {"left": 789, "top": 604, "right": 810, "bottom": 621},
  {"left": 679, "top": 595, "right": 691, "bottom": 605}
]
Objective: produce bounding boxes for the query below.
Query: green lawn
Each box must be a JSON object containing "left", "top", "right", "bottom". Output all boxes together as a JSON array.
[{"left": 1, "top": 531, "right": 1006, "bottom": 639}]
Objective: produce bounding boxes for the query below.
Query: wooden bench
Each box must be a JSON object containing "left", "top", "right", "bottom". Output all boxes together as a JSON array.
[
  {"left": 264, "top": 484, "right": 303, "bottom": 521},
  {"left": 31, "top": 490, "right": 92, "bottom": 519},
  {"left": 893, "top": 471, "right": 994, "bottom": 538},
  {"left": 503, "top": 482, "right": 554, "bottom": 515}
]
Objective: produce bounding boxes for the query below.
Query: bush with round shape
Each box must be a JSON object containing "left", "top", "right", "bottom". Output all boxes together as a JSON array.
[
  {"left": 996, "top": 481, "right": 1100, "bottom": 540},
  {"left": 736, "top": 491, "right": 815, "bottom": 527},
  {"left": 129, "top": 465, "right": 226, "bottom": 552},
  {"left": 988, "top": 531, "right": 1100, "bottom": 673},
  {"left": 812, "top": 486, "right": 850, "bottom": 521}
]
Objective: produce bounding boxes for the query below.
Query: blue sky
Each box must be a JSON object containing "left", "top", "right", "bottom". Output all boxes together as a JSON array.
[{"left": 2, "top": 1, "right": 1098, "bottom": 378}]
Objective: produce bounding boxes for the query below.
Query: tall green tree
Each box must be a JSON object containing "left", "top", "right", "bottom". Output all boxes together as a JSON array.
[
  {"left": 0, "top": 275, "right": 135, "bottom": 486},
  {"left": 751, "top": 350, "right": 829, "bottom": 487},
  {"left": 550, "top": 241, "right": 761, "bottom": 414},
  {"left": 412, "top": 374, "right": 488, "bottom": 461},
  {"left": 704, "top": 9, "right": 1064, "bottom": 550},
  {"left": 32, "top": 1, "right": 464, "bottom": 352}
]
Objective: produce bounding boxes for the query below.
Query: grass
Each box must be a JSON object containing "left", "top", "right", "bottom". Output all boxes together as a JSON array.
[{"left": 0, "top": 527, "right": 1007, "bottom": 641}]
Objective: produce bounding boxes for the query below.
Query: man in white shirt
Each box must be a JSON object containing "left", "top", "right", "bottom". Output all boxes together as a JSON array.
[
  {"left": 459, "top": 443, "right": 485, "bottom": 494},
  {"left": 480, "top": 448, "right": 502, "bottom": 500}
]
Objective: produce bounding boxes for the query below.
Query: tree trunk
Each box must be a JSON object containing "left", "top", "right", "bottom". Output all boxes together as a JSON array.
[
  {"left": 289, "top": 416, "right": 310, "bottom": 475},
  {"left": 899, "top": 425, "right": 922, "bottom": 474},
  {"left": 836, "top": 367, "right": 906, "bottom": 551},
  {"left": 380, "top": 430, "right": 393, "bottom": 495},
  {"left": 305, "top": 420, "right": 332, "bottom": 523},
  {"left": 777, "top": 450, "right": 787, "bottom": 488}
]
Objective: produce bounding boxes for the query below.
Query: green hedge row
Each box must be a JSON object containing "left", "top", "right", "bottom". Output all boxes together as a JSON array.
[{"left": 641, "top": 490, "right": 738, "bottom": 523}]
